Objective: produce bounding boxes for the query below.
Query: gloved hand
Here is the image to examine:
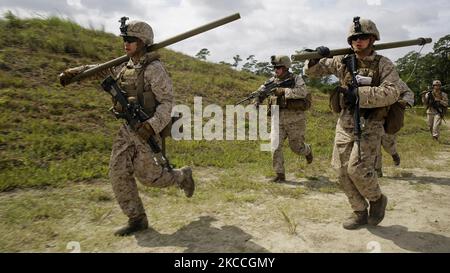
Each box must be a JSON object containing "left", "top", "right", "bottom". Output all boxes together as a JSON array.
[
  {"left": 338, "top": 86, "right": 357, "bottom": 107},
  {"left": 315, "top": 46, "right": 330, "bottom": 57},
  {"left": 136, "top": 122, "right": 155, "bottom": 141},
  {"left": 273, "top": 88, "right": 285, "bottom": 96},
  {"left": 355, "top": 75, "right": 372, "bottom": 86},
  {"left": 58, "top": 66, "right": 86, "bottom": 86}
]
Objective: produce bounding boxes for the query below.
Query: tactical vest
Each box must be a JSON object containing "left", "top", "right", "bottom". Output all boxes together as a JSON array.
[
  {"left": 341, "top": 55, "right": 389, "bottom": 121},
  {"left": 432, "top": 90, "right": 443, "bottom": 102},
  {"left": 116, "top": 55, "right": 173, "bottom": 138},
  {"left": 427, "top": 91, "right": 448, "bottom": 116},
  {"left": 117, "top": 59, "right": 158, "bottom": 117},
  {"left": 268, "top": 73, "right": 312, "bottom": 111},
  {"left": 337, "top": 54, "right": 405, "bottom": 134}
]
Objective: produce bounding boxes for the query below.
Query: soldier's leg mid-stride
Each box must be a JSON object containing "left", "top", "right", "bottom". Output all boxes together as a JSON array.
[
  {"left": 375, "top": 133, "right": 401, "bottom": 177},
  {"left": 272, "top": 110, "right": 313, "bottom": 182},
  {"left": 260, "top": 55, "right": 313, "bottom": 183},
  {"left": 110, "top": 126, "right": 195, "bottom": 236}
]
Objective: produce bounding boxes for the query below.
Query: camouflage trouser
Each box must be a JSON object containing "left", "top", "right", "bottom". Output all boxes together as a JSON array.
[
  {"left": 375, "top": 133, "right": 397, "bottom": 170},
  {"left": 272, "top": 109, "right": 311, "bottom": 174},
  {"left": 427, "top": 113, "right": 443, "bottom": 138},
  {"left": 332, "top": 119, "right": 383, "bottom": 212},
  {"left": 109, "top": 125, "right": 184, "bottom": 221}
]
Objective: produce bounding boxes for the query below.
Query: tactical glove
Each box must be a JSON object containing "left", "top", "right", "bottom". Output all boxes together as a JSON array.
[
  {"left": 58, "top": 66, "right": 87, "bottom": 86},
  {"left": 355, "top": 75, "right": 372, "bottom": 86},
  {"left": 338, "top": 87, "right": 357, "bottom": 108},
  {"left": 273, "top": 88, "right": 285, "bottom": 96},
  {"left": 315, "top": 46, "right": 330, "bottom": 57}
]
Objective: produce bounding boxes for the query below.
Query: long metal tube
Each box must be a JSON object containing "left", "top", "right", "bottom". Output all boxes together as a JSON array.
[{"left": 66, "top": 13, "right": 241, "bottom": 85}]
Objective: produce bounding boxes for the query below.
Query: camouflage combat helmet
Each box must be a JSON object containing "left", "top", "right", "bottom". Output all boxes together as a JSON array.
[
  {"left": 271, "top": 55, "right": 291, "bottom": 68},
  {"left": 347, "top": 16, "right": 380, "bottom": 45},
  {"left": 433, "top": 80, "right": 442, "bottom": 86},
  {"left": 120, "top": 18, "right": 154, "bottom": 45}
]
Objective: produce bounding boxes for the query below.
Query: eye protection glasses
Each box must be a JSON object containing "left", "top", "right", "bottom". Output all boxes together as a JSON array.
[
  {"left": 351, "top": 34, "right": 371, "bottom": 41},
  {"left": 123, "top": 36, "right": 139, "bottom": 43}
]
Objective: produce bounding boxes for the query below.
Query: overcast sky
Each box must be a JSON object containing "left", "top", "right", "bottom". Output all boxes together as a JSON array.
[{"left": 1, "top": 0, "right": 449, "bottom": 66}]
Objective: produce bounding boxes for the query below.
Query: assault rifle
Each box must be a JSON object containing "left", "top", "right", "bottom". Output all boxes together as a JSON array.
[
  {"left": 101, "top": 76, "right": 172, "bottom": 171},
  {"left": 424, "top": 90, "right": 446, "bottom": 120},
  {"left": 344, "top": 54, "right": 362, "bottom": 162},
  {"left": 236, "top": 78, "right": 295, "bottom": 105}
]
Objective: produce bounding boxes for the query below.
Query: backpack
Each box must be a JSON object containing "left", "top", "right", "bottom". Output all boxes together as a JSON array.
[{"left": 384, "top": 101, "right": 405, "bottom": 134}]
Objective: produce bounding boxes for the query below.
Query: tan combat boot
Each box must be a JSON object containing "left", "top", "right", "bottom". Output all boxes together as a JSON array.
[
  {"left": 114, "top": 215, "right": 148, "bottom": 236},
  {"left": 343, "top": 210, "right": 368, "bottom": 230},
  {"left": 392, "top": 153, "right": 400, "bottom": 166},
  {"left": 270, "top": 173, "right": 286, "bottom": 183},
  {"left": 305, "top": 149, "right": 313, "bottom": 164},
  {"left": 375, "top": 168, "right": 383, "bottom": 178},
  {"left": 180, "top": 167, "right": 195, "bottom": 198},
  {"left": 368, "top": 194, "right": 388, "bottom": 226}
]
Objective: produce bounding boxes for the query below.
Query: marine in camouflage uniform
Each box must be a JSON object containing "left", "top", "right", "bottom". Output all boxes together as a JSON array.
[
  {"left": 375, "top": 79, "right": 415, "bottom": 177},
  {"left": 304, "top": 17, "right": 401, "bottom": 229},
  {"left": 258, "top": 56, "right": 313, "bottom": 182},
  {"left": 59, "top": 20, "right": 195, "bottom": 236},
  {"left": 422, "top": 80, "right": 449, "bottom": 141}
]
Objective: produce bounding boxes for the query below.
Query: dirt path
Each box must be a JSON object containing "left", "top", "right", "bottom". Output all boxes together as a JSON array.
[
  {"left": 117, "top": 126, "right": 450, "bottom": 253},
  {"left": 1, "top": 132, "right": 449, "bottom": 253},
  {"left": 2, "top": 160, "right": 449, "bottom": 253},
  {"left": 124, "top": 163, "right": 450, "bottom": 253}
]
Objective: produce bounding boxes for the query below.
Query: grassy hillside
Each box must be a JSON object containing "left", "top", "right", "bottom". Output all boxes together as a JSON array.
[
  {"left": 0, "top": 13, "right": 448, "bottom": 193},
  {"left": 1, "top": 14, "right": 450, "bottom": 253}
]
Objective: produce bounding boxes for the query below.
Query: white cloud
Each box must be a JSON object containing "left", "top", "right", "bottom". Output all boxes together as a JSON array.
[
  {"left": 1, "top": 0, "right": 449, "bottom": 65},
  {"left": 66, "top": 0, "right": 83, "bottom": 10}
]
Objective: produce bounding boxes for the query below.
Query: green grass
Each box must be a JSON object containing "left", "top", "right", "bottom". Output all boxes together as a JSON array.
[
  {"left": 278, "top": 207, "right": 298, "bottom": 235},
  {"left": 0, "top": 12, "right": 122, "bottom": 60},
  {"left": 412, "top": 183, "right": 432, "bottom": 192},
  {"left": 0, "top": 184, "right": 118, "bottom": 252}
]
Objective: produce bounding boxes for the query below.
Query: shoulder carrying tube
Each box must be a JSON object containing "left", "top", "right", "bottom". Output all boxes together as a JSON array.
[
  {"left": 291, "top": 38, "right": 432, "bottom": 62},
  {"left": 66, "top": 13, "right": 241, "bottom": 85}
]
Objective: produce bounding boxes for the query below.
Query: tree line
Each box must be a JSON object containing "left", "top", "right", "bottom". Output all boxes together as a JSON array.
[
  {"left": 195, "top": 49, "right": 305, "bottom": 77},
  {"left": 396, "top": 34, "right": 450, "bottom": 103}
]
